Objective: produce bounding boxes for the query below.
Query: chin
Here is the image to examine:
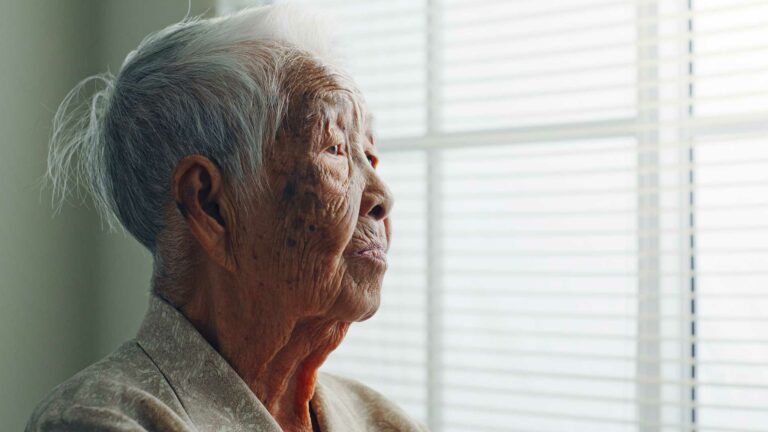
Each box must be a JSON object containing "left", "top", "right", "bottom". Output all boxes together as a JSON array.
[
  {"left": 332, "top": 282, "right": 382, "bottom": 322},
  {"left": 357, "top": 301, "right": 380, "bottom": 321}
]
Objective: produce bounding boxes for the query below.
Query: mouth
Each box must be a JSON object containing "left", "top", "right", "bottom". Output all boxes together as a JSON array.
[{"left": 351, "top": 241, "right": 387, "bottom": 267}]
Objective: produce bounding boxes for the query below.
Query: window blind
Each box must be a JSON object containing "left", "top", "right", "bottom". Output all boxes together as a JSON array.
[{"left": 219, "top": 1, "right": 768, "bottom": 431}]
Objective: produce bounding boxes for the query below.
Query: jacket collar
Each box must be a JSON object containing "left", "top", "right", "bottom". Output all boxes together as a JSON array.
[{"left": 136, "top": 294, "right": 283, "bottom": 432}]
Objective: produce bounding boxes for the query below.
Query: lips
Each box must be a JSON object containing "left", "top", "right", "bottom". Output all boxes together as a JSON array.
[
  {"left": 356, "top": 241, "right": 385, "bottom": 256},
  {"left": 353, "top": 241, "right": 387, "bottom": 265}
]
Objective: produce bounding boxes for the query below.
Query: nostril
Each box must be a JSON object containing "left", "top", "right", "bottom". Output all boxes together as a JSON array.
[{"left": 369, "top": 204, "right": 385, "bottom": 220}]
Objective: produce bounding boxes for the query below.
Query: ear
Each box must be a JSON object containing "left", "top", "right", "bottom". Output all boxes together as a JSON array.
[{"left": 171, "top": 155, "right": 238, "bottom": 272}]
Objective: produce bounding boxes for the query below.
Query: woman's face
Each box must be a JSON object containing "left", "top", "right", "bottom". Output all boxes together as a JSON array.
[{"left": 238, "top": 84, "right": 393, "bottom": 322}]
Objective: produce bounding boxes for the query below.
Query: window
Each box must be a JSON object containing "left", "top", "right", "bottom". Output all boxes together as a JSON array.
[{"left": 219, "top": 1, "right": 768, "bottom": 430}]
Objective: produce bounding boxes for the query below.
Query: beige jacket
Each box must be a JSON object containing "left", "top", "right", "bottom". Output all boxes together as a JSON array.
[{"left": 26, "top": 294, "right": 428, "bottom": 432}]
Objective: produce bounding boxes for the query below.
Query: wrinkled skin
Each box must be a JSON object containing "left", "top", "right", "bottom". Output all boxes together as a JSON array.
[
  {"left": 262, "top": 92, "right": 391, "bottom": 323},
  {"left": 171, "top": 60, "right": 393, "bottom": 432}
]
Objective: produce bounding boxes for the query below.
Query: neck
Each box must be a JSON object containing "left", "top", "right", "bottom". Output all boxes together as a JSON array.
[{"left": 180, "top": 275, "right": 350, "bottom": 432}]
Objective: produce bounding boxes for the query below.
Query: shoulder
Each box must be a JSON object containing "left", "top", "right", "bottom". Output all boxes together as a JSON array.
[
  {"left": 26, "top": 341, "right": 190, "bottom": 432},
  {"left": 316, "top": 371, "right": 429, "bottom": 431}
]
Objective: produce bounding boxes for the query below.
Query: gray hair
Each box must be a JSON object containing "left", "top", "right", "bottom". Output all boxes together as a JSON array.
[{"left": 47, "top": 5, "right": 345, "bottom": 303}]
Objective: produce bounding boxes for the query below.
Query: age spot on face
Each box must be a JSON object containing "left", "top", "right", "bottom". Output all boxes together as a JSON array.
[
  {"left": 282, "top": 180, "right": 297, "bottom": 201},
  {"left": 300, "top": 191, "right": 322, "bottom": 214}
]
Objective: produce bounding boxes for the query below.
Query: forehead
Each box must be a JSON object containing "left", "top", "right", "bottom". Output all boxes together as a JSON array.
[
  {"left": 321, "top": 90, "right": 374, "bottom": 139},
  {"left": 280, "top": 54, "right": 375, "bottom": 139}
]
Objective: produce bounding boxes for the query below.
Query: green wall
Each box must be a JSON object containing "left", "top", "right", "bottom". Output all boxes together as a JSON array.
[
  {"left": 92, "top": 0, "right": 215, "bottom": 358},
  {"left": 0, "top": 1, "right": 213, "bottom": 429},
  {"left": 0, "top": 2, "right": 99, "bottom": 430}
]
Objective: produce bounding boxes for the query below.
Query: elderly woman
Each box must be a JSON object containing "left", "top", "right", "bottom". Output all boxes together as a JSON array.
[{"left": 26, "top": 5, "right": 426, "bottom": 432}]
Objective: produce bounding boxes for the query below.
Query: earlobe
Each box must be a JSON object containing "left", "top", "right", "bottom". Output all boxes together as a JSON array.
[{"left": 171, "top": 155, "right": 238, "bottom": 272}]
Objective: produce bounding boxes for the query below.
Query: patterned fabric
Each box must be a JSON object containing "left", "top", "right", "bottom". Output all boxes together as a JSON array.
[{"left": 26, "top": 294, "right": 429, "bottom": 431}]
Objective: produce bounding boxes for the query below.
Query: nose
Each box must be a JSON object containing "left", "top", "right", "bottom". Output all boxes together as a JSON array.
[{"left": 360, "top": 168, "right": 394, "bottom": 222}]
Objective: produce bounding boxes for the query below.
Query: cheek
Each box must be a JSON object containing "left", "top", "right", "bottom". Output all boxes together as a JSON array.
[
  {"left": 274, "top": 162, "right": 361, "bottom": 261},
  {"left": 274, "top": 169, "right": 363, "bottom": 312}
]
